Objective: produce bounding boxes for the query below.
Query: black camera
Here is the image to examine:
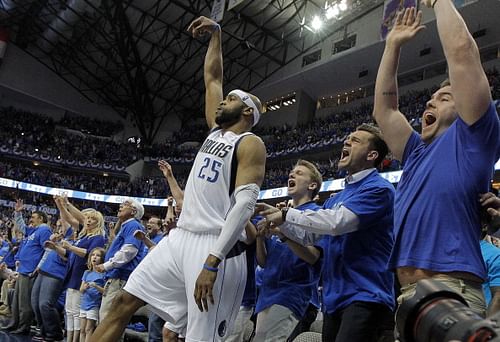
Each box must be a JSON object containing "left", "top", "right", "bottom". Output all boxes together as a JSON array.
[{"left": 396, "top": 279, "right": 500, "bottom": 342}]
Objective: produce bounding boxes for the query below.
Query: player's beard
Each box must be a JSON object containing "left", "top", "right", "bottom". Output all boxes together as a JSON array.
[{"left": 215, "top": 107, "right": 241, "bottom": 126}]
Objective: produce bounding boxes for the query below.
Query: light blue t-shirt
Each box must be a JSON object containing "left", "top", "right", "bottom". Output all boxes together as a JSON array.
[
  {"left": 480, "top": 240, "right": 500, "bottom": 304},
  {"left": 390, "top": 102, "right": 500, "bottom": 280},
  {"left": 80, "top": 270, "right": 106, "bottom": 310},
  {"left": 321, "top": 170, "right": 396, "bottom": 314}
]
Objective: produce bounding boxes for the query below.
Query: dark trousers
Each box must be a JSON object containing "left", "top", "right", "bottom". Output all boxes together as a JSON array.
[
  {"left": 11, "top": 273, "right": 35, "bottom": 330},
  {"left": 322, "top": 301, "right": 394, "bottom": 342},
  {"left": 31, "top": 273, "right": 64, "bottom": 339}
]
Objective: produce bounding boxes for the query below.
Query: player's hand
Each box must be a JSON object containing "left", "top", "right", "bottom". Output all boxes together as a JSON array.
[
  {"left": 187, "top": 16, "right": 220, "bottom": 38},
  {"left": 386, "top": 7, "right": 425, "bottom": 47},
  {"left": 194, "top": 261, "right": 218, "bottom": 312},
  {"left": 480, "top": 192, "right": 500, "bottom": 217}
]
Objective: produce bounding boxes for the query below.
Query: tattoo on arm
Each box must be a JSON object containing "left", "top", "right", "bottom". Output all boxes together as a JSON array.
[{"left": 382, "top": 91, "right": 397, "bottom": 96}]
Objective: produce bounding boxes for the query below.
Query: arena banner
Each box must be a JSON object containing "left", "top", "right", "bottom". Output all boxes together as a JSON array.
[
  {"left": 1, "top": 160, "right": 498, "bottom": 205},
  {"left": 380, "top": 0, "right": 417, "bottom": 40}
]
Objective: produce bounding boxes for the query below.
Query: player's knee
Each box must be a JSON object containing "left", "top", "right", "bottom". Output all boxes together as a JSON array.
[
  {"left": 112, "top": 290, "right": 144, "bottom": 313},
  {"left": 162, "top": 327, "right": 178, "bottom": 342}
]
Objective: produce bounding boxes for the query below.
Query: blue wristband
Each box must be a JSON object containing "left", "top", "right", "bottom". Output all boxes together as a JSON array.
[{"left": 203, "top": 264, "right": 218, "bottom": 272}]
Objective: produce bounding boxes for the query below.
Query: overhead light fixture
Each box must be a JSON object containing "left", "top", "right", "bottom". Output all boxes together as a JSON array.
[
  {"left": 339, "top": 0, "right": 347, "bottom": 11},
  {"left": 311, "top": 16, "right": 323, "bottom": 31},
  {"left": 326, "top": 5, "right": 339, "bottom": 19}
]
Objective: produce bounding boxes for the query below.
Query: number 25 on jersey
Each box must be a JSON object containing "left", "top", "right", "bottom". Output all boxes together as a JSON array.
[{"left": 197, "top": 157, "right": 222, "bottom": 183}]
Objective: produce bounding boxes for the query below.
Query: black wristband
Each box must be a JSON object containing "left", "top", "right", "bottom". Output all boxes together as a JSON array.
[{"left": 281, "top": 207, "right": 289, "bottom": 223}]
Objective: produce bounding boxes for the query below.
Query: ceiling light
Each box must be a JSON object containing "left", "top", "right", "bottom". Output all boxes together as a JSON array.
[
  {"left": 311, "top": 16, "right": 323, "bottom": 31},
  {"left": 339, "top": 0, "right": 347, "bottom": 11},
  {"left": 326, "top": 5, "right": 339, "bottom": 19}
]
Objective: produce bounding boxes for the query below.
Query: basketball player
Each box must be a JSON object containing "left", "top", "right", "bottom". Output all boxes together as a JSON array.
[
  {"left": 90, "top": 15, "right": 266, "bottom": 342},
  {"left": 372, "top": 3, "right": 500, "bottom": 320}
]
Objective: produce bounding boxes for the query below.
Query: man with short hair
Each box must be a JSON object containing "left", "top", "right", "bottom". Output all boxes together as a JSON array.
[
  {"left": 95, "top": 199, "right": 146, "bottom": 322},
  {"left": 1, "top": 200, "right": 52, "bottom": 334},
  {"left": 254, "top": 159, "right": 322, "bottom": 341},
  {"left": 373, "top": 4, "right": 500, "bottom": 320},
  {"left": 258, "top": 124, "right": 395, "bottom": 342},
  {"left": 91, "top": 15, "right": 266, "bottom": 342}
]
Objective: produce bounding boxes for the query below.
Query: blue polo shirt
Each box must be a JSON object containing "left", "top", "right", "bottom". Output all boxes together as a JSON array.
[
  {"left": 389, "top": 102, "right": 500, "bottom": 280},
  {"left": 256, "top": 201, "right": 322, "bottom": 319},
  {"left": 480, "top": 240, "right": 500, "bottom": 304},
  {"left": 17, "top": 224, "right": 53, "bottom": 276},
  {"left": 105, "top": 219, "right": 145, "bottom": 280},
  {"left": 321, "top": 170, "right": 395, "bottom": 314},
  {"left": 40, "top": 228, "right": 73, "bottom": 280}
]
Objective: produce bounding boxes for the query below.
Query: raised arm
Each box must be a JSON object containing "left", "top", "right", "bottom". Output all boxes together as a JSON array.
[
  {"left": 53, "top": 196, "right": 79, "bottom": 230},
  {"left": 63, "top": 196, "right": 85, "bottom": 225},
  {"left": 188, "top": 16, "right": 223, "bottom": 129},
  {"left": 428, "top": 0, "right": 491, "bottom": 124},
  {"left": 158, "top": 160, "right": 184, "bottom": 206},
  {"left": 13, "top": 199, "right": 27, "bottom": 235},
  {"left": 373, "top": 8, "right": 424, "bottom": 161}
]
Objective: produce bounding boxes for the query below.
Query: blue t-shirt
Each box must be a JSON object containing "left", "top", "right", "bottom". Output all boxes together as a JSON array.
[
  {"left": 480, "top": 240, "right": 500, "bottom": 304},
  {"left": 321, "top": 171, "right": 395, "bottom": 314},
  {"left": 389, "top": 102, "right": 500, "bottom": 280},
  {"left": 256, "top": 201, "right": 322, "bottom": 319},
  {"left": 17, "top": 224, "right": 53, "bottom": 275},
  {"left": 64, "top": 234, "right": 106, "bottom": 290},
  {"left": 105, "top": 219, "right": 145, "bottom": 280},
  {"left": 40, "top": 228, "right": 73, "bottom": 280},
  {"left": 81, "top": 270, "right": 106, "bottom": 310},
  {"left": 150, "top": 233, "right": 163, "bottom": 246}
]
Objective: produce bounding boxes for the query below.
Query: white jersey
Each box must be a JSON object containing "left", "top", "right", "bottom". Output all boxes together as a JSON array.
[{"left": 176, "top": 128, "right": 253, "bottom": 233}]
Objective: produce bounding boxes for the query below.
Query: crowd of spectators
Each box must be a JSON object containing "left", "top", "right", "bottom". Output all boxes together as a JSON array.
[
  {"left": 1, "top": 69, "right": 498, "bottom": 174},
  {"left": 58, "top": 113, "right": 124, "bottom": 137},
  {"left": 0, "top": 69, "right": 497, "bottom": 198}
]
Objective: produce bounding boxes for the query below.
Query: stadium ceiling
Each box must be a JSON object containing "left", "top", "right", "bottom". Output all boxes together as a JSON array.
[{"left": 0, "top": 0, "right": 382, "bottom": 143}]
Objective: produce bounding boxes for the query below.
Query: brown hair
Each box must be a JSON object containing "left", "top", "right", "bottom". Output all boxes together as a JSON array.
[
  {"left": 295, "top": 159, "right": 323, "bottom": 198},
  {"left": 356, "top": 124, "right": 389, "bottom": 168}
]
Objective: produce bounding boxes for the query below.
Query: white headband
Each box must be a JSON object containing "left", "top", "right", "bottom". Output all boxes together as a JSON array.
[{"left": 228, "top": 89, "right": 260, "bottom": 127}]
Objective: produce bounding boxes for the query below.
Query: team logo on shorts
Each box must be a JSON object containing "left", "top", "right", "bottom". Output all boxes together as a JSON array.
[{"left": 218, "top": 320, "right": 227, "bottom": 337}]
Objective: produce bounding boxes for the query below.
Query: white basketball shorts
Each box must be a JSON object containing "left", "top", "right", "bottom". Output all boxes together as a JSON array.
[{"left": 124, "top": 228, "right": 247, "bottom": 342}]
